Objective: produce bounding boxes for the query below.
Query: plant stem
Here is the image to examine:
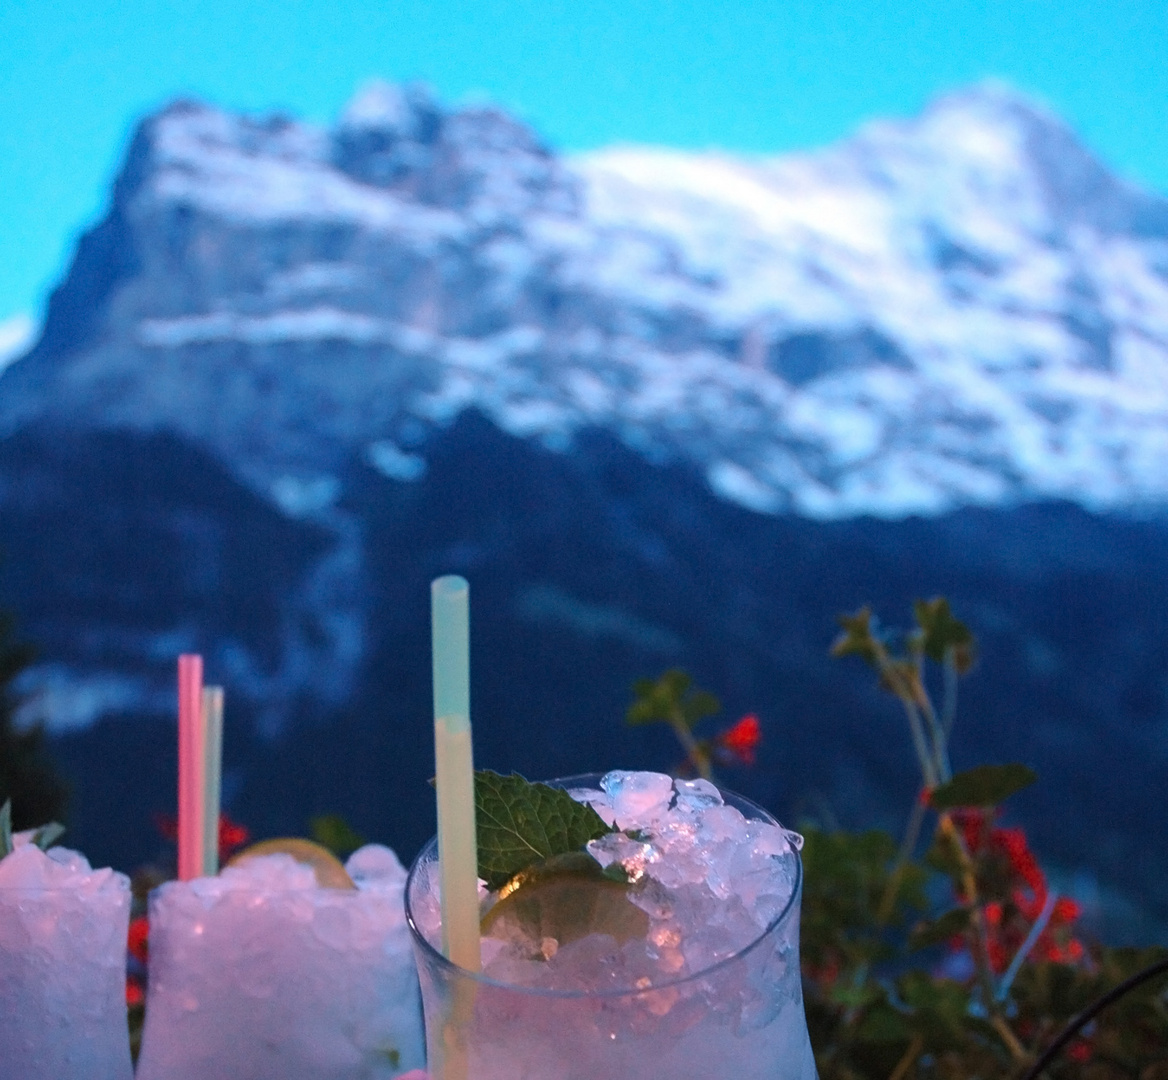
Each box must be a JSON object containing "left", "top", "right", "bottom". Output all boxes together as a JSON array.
[
  {"left": 873, "top": 646, "right": 939, "bottom": 788},
  {"left": 992, "top": 1014, "right": 1029, "bottom": 1063},
  {"left": 670, "top": 716, "right": 713, "bottom": 780},
  {"left": 937, "top": 811, "right": 1018, "bottom": 1046},
  {"left": 877, "top": 792, "right": 928, "bottom": 926},
  {"left": 941, "top": 652, "right": 959, "bottom": 739},
  {"left": 886, "top": 1034, "right": 923, "bottom": 1080},
  {"left": 917, "top": 691, "right": 950, "bottom": 784}
]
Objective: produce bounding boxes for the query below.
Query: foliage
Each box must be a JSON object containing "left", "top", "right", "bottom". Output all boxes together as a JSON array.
[
  {"left": 0, "top": 798, "right": 65, "bottom": 857},
  {"left": 627, "top": 668, "right": 762, "bottom": 778},
  {"left": 473, "top": 770, "right": 613, "bottom": 890},
  {"left": 0, "top": 610, "right": 68, "bottom": 829},
  {"left": 309, "top": 813, "right": 366, "bottom": 857},
  {"left": 805, "top": 600, "right": 1168, "bottom": 1079}
]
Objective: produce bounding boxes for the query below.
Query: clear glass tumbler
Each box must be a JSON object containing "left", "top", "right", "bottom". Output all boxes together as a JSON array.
[
  {"left": 0, "top": 877, "right": 135, "bottom": 1080},
  {"left": 405, "top": 776, "right": 818, "bottom": 1080},
  {"left": 134, "top": 849, "right": 425, "bottom": 1080}
]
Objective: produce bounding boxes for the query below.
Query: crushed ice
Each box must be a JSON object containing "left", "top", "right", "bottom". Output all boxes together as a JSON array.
[
  {"left": 0, "top": 839, "right": 123, "bottom": 894},
  {"left": 468, "top": 771, "right": 804, "bottom": 992}
]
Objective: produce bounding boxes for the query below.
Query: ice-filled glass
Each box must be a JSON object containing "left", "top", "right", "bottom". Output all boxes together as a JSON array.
[
  {"left": 406, "top": 772, "right": 818, "bottom": 1080},
  {"left": 134, "top": 845, "right": 425, "bottom": 1080},
  {"left": 0, "top": 840, "right": 134, "bottom": 1080}
]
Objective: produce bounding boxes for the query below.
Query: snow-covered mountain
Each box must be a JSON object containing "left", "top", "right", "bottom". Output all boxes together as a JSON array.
[
  {"left": 5, "top": 80, "right": 1168, "bottom": 520},
  {"left": 3, "top": 84, "right": 1168, "bottom": 939}
]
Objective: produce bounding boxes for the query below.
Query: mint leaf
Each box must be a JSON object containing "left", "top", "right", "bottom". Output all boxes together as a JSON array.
[
  {"left": 474, "top": 771, "right": 614, "bottom": 891},
  {"left": 929, "top": 763, "right": 1037, "bottom": 810},
  {"left": 0, "top": 800, "right": 11, "bottom": 859},
  {"left": 0, "top": 801, "right": 65, "bottom": 858},
  {"left": 32, "top": 821, "right": 66, "bottom": 851}
]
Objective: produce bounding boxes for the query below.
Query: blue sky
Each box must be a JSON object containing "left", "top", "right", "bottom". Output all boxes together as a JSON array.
[{"left": 1, "top": 0, "right": 1165, "bottom": 337}]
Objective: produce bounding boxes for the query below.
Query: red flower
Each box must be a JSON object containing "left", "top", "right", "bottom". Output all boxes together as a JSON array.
[
  {"left": 125, "top": 976, "right": 145, "bottom": 1008},
  {"left": 716, "top": 714, "right": 761, "bottom": 766},
  {"left": 127, "top": 916, "right": 150, "bottom": 964},
  {"left": 1052, "top": 897, "right": 1081, "bottom": 925},
  {"left": 155, "top": 812, "right": 250, "bottom": 862},
  {"left": 154, "top": 812, "right": 178, "bottom": 843},
  {"left": 218, "top": 814, "right": 250, "bottom": 861},
  {"left": 943, "top": 811, "right": 1086, "bottom": 976}
]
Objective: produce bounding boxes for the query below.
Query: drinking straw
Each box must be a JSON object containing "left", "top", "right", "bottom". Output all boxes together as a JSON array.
[
  {"left": 177, "top": 655, "right": 206, "bottom": 881},
  {"left": 201, "top": 686, "right": 225, "bottom": 877},
  {"left": 431, "top": 575, "right": 481, "bottom": 973}
]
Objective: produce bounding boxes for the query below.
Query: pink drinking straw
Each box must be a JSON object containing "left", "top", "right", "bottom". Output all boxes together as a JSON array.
[{"left": 177, "top": 654, "right": 206, "bottom": 881}]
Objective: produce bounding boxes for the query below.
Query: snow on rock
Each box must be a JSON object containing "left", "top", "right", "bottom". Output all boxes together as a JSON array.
[{"left": 3, "top": 81, "right": 1168, "bottom": 520}]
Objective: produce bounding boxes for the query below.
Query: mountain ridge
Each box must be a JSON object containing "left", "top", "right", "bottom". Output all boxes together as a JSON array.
[
  {"left": 4, "top": 81, "right": 1168, "bottom": 520},
  {"left": 1, "top": 87, "right": 1167, "bottom": 937}
]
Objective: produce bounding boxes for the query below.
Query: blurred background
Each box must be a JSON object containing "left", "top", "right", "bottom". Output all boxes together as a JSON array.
[{"left": 1, "top": 1, "right": 1166, "bottom": 942}]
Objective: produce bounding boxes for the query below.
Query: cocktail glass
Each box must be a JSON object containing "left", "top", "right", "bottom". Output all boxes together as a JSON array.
[
  {"left": 405, "top": 774, "right": 818, "bottom": 1080},
  {"left": 134, "top": 846, "right": 425, "bottom": 1080},
  {"left": 0, "top": 845, "right": 135, "bottom": 1080}
]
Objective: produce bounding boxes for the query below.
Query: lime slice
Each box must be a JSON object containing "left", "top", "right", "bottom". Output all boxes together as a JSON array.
[
  {"left": 226, "top": 838, "right": 356, "bottom": 890},
  {"left": 480, "top": 852, "right": 649, "bottom": 956}
]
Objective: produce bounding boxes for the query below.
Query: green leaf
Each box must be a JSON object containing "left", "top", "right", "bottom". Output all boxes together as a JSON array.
[
  {"left": 474, "top": 771, "right": 615, "bottom": 891},
  {"left": 31, "top": 821, "right": 65, "bottom": 851},
  {"left": 914, "top": 598, "right": 976, "bottom": 673},
  {"left": 681, "top": 689, "right": 720, "bottom": 728},
  {"left": 626, "top": 669, "right": 720, "bottom": 731},
  {"left": 829, "top": 981, "right": 882, "bottom": 1008},
  {"left": 0, "top": 799, "right": 11, "bottom": 859},
  {"left": 310, "top": 814, "right": 366, "bottom": 857},
  {"left": 910, "top": 906, "right": 972, "bottom": 950},
  {"left": 858, "top": 1001, "right": 912, "bottom": 1043},
  {"left": 929, "top": 763, "right": 1037, "bottom": 810},
  {"left": 830, "top": 607, "right": 880, "bottom": 667}
]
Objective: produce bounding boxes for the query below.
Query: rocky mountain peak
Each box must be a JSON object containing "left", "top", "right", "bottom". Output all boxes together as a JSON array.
[
  {"left": 5, "top": 81, "right": 1168, "bottom": 521},
  {"left": 333, "top": 79, "right": 569, "bottom": 213},
  {"left": 856, "top": 81, "right": 1165, "bottom": 240}
]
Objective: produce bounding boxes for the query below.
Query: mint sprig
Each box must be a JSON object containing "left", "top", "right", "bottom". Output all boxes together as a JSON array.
[
  {"left": 0, "top": 798, "right": 66, "bottom": 859},
  {"left": 474, "top": 771, "right": 614, "bottom": 891}
]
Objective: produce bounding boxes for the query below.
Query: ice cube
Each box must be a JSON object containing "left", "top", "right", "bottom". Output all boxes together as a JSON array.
[
  {"left": 566, "top": 786, "right": 618, "bottom": 827},
  {"left": 746, "top": 820, "right": 792, "bottom": 860},
  {"left": 0, "top": 841, "right": 116, "bottom": 894},
  {"left": 601, "top": 770, "right": 674, "bottom": 828},
  {"left": 345, "top": 844, "right": 407, "bottom": 890},
  {"left": 46, "top": 845, "right": 94, "bottom": 874},
  {"left": 214, "top": 853, "right": 318, "bottom": 893},
  {"left": 697, "top": 804, "right": 748, "bottom": 843},
  {"left": 587, "top": 832, "right": 658, "bottom": 882},
  {"left": 672, "top": 778, "right": 722, "bottom": 814}
]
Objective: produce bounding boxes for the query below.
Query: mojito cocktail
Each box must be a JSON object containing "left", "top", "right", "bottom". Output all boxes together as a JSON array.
[
  {"left": 0, "top": 834, "right": 134, "bottom": 1080},
  {"left": 135, "top": 844, "right": 425, "bottom": 1080},
  {"left": 406, "top": 771, "right": 817, "bottom": 1079}
]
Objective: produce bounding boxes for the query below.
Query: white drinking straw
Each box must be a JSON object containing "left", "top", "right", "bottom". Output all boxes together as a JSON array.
[
  {"left": 201, "top": 686, "right": 225, "bottom": 877},
  {"left": 177, "top": 654, "right": 205, "bottom": 881},
  {"left": 431, "top": 575, "right": 482, "bottom": 974}
]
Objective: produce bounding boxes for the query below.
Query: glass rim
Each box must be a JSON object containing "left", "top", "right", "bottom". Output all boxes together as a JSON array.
[{"left": 404, "top": 771, "right": 803, "bottom": 1000}]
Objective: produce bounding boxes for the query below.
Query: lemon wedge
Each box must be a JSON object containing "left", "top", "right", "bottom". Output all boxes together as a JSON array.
[
  {"left": 226, "top": 838, "right": 356, "bottom": 890},
  {"left": 480, "top": 852, "right": 648, "bottom": 956}
]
